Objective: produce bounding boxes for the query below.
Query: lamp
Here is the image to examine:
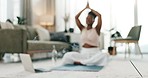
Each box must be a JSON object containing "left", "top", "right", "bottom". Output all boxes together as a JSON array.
[{"left": 40, "top": 15, "right": 54, "bottom": 29}]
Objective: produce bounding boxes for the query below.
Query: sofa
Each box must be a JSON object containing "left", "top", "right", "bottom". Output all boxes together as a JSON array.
[{"left": 0, "top": 22, "right": 71, "bottom": 60}]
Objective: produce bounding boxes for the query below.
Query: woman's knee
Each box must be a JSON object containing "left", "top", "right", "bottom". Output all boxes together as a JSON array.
[
  {"left": 62, "top": 52, "right": 79, "bottom": 65},
  {"left": 63, "top": 52, "right": 79, "bottom": 58}
]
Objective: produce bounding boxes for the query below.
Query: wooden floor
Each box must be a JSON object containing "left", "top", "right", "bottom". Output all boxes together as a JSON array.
[{"left": 0, "top": 54, "right": 148, "bottom": 78}]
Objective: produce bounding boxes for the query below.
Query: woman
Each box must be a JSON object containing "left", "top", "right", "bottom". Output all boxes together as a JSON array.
[{"left": 62, "top": 3, "right": 109, "bottom": 66}]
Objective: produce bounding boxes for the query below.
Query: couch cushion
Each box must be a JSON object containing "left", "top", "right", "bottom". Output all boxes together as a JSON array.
[{"left": 27, "top": 40, "right": 70, "bottom": 52}]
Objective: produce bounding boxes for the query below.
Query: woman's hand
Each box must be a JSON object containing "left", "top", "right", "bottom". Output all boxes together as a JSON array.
[{"left": 86, "top": 2, "right": 91, "bottom": 9}]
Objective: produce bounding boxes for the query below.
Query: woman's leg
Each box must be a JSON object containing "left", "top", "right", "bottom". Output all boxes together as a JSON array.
[
  {"left": 81, "top": 52, "right": 109, "bottom": 66},
  {"left": 62, "top": 52, "right": 83, "bottom": 65}
]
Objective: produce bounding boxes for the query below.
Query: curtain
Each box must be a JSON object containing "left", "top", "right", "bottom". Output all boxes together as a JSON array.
[
  {"left": 46, "top": 0, "right": 55, "bottom": 16},
  {"left": 46, "top": 0, "right": 55, "bottom": 27},
  {"left": 0, "top": 0, "right": 21, "bottom": 23},
  {"left": 31, "top": 0, "right": 55, "bottom": 26},
  {"left": 21, "top": 0, "right": 32, "bottom": 25},
  {"left": 0, "top": 0, "right": 7, "bottom": 22}
]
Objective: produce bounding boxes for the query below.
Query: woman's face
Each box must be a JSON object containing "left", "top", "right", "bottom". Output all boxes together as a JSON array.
[{"left": 86, "top": 15, "right": 94, "bottom": 25}]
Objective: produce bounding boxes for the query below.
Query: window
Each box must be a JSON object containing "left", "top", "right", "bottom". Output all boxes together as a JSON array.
[
  {"left": 111, "top": 0, "right": 134, "bottom": 38},
  {"left": 13, "top": 0, "right": 21, "bottom": 24},
  {"left": 137, "top": 0, "right": 148, "bottom": 52},
  {"left": 0, "top": 0, "right": 7, "bottom": 22},
  {"left": 0, "top": 0, "right": 20, "bottom": 23}
]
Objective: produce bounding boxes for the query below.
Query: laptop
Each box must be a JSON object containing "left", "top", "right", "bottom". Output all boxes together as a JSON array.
[{"left": 19, "top": 54, "right": 51, "bottom": 73}]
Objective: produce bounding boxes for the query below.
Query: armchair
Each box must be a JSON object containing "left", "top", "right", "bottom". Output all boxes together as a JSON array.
[{"left": 113, "top": 26, "right": 142, "bottom": 58}]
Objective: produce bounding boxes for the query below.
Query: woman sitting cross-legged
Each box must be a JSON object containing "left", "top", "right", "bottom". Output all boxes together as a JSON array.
[{"left": 62, "top": 3, "right": 109, "bottom": 66}]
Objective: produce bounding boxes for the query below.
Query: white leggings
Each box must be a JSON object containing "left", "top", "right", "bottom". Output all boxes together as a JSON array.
[{"left": 62, "top": 48, "right": 109, "bottom": 66}]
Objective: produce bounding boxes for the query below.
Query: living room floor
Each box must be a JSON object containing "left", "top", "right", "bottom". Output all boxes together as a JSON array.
[{"left": 0, "top": 54, "right": 148, "bottom": 78}]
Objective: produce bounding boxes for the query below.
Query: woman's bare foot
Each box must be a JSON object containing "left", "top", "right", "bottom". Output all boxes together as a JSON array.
[{"left": 74, "top": 61, "right": 85, "bottom": 66}]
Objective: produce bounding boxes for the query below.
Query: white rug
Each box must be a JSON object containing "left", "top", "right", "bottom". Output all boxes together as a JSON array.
[{"left": 0, "top": 54, "right": 148, "bottom": 78}]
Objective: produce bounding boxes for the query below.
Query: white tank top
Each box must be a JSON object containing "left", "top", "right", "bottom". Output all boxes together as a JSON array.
[{"left": 80, "top": 28, "right": 100, "bottom": 47}]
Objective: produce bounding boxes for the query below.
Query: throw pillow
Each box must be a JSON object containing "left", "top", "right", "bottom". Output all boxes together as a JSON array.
[
  {"left": 50, "top": 32, "right": 67, "bottom": 42},
  {"left": 0, "top": 22, "right": 14, "bottom": 29},
  {"left": 35, "top": 26, "right": 50, "bottom": 41}
]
